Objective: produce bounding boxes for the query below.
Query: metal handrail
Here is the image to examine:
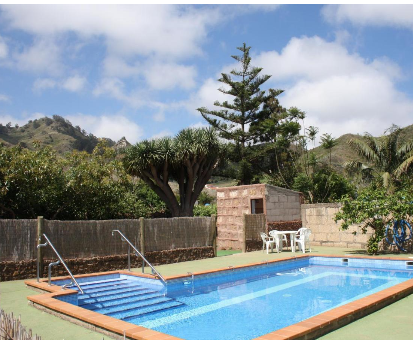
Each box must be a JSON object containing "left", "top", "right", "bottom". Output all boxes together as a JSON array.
[
  {"left": 112, "top": 230, "right": 167, "bottom": 284},
  {"left": 37, "top": 241, "right": 48, "bottom": 282},
  {"left": 48, "top": 260, "right": 60, "bottom": 286},
  {"left": 40, "top": 234, "right": 84, "bottom": 294}
]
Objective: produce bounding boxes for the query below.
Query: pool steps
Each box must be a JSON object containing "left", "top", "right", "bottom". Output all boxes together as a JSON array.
[
  {"left": 76, "top": 278, "right": 184, "bottom": 321},
  {"left": 79, "top": 289, "right": 155, "bottom": 305}
]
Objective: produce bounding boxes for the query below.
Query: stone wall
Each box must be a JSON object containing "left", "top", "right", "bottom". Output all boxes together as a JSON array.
[
  {"left": 216, "top": 184, "right": 302, "bottom": 250},
  {"left": 301, "top": 203, "right": 373, "bottom": 248},
  {"left": 267, "top": 220, "right": 302, "bottom": 233},
  {"left": 216, "top": 185, "right": 263, "bottom": 249},
  {"left": 1, "top": 247, "right": 214, "bottom": 281}
]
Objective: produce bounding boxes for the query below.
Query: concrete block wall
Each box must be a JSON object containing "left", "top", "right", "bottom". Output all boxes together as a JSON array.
[
  {"left": 265, "top": 186, "right": 301, "bottom": 222},
  {"left": 301, "top": 203, "right": 374, "bottom": 249}
]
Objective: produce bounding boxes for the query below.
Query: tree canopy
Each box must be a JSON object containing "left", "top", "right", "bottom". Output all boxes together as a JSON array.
[
  {"left": 346, "top": 125, "right": 413, "bottom": 189},
  {"left": 123, "top": 128, "right": 226, "bottom": 217},
  {"left": 197, "top": 43, "right": 307, "bottom": 185},
  {"left": 335, "top": 181, "right": 413, "bottom": 254},
  {"left": 197, "top": 43, "right": 271, "bottom": 156},
  {"left": 0, "top": 141, "right": 165, "bottom": 219}
]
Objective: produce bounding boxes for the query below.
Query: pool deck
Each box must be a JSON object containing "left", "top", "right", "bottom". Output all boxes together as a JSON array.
[{"left": 2, "top": 246, "right": 413, "bottom": 340}]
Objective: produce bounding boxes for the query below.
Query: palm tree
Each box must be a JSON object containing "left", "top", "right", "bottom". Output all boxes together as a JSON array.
[
  {"left": 320, "top": 133, "right": 338, "bottom": 166},
  {"left": 306, "top": 126, "right": 319, "bottom": 148},
  {"left": 346, "top": 125, "right": 413, "bottom": 188}
]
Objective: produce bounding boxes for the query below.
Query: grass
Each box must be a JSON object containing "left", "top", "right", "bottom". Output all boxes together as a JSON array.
[{"left": 216, "top": 249, "right": 242, "bottom": 257}]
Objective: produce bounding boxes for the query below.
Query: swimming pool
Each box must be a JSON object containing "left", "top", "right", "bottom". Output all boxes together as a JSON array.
[{"left": 47, "top": 256, "right": 413, "bottom": 340}]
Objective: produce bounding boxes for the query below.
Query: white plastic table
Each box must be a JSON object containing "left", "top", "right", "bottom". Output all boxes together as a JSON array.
[{"left": 272, "top": 230, "right": 297, "bottom": 253}]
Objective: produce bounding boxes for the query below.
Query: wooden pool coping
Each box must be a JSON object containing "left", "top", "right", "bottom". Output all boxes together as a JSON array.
[{"left": 25, "top": 254, "right": 413, "bottom": 340}]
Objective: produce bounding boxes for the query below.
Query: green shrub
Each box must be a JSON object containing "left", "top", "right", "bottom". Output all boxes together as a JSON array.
[
  {"left": 197, "top": 191, "right": 214, "bottom": 205},
  {"left": 193, "top": 204, "right": 217, "bottom": 217},
  {"left": 335, "top": 183, "right": 413, "bottom": 254}
]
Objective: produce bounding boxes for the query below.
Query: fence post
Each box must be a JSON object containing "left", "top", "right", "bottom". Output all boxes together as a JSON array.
[
  {"left": 242, "top": 214, "right": 247, "bottom": 253},
  {"left": 211, "top": 214, "right": 217, "bottom": 257},
  {"left": 37, "top": 216, "right": 44, "bottom": 277},
  {"left": 140, "top": 217, "right": 145, "bottom": 273}
]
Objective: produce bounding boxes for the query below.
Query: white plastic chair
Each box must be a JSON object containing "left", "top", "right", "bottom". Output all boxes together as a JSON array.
[
  {"left": 260, "top": 232, "right": 276, "bottom": 254},
  {"left": 269, "top": 230, "right": 288, "bottom": 252},
  {"left": 295, "top": 228, "right": 312, "bottom": 253}
]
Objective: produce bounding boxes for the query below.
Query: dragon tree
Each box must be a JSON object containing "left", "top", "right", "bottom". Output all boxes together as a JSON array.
[{"left": 123, "top": 128, "right": 226, "bottom": 217}]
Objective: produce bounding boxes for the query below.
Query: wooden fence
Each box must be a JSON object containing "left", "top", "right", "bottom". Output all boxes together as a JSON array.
[{"left": 0, "top": 310, "right": 41, "bottom": 340}]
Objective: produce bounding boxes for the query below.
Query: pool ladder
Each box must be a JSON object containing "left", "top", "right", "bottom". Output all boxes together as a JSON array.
[
  {"left": 112, "top": 230, "right": 167, "bottom": 285},
  {"left": 37, "top": 233, "right": 84, "bottom": 294}
]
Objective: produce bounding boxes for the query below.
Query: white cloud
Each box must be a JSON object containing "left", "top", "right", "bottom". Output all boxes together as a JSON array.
[
  {"left": 224, "top": 4, "right": 281, "bottom": 16},
  {"left": 33, "top": 78, "right": 57, "bottom": 92},
  {"left": 102, "top": 56, "right": 197, "bottom": 91},
  {"left": 253, "top": 35, "right": 413, "bottom": 138},
  {"left": 190, "top": 35, "right": 413, "bottom": 139},
  {"left": 0, "top": 112, "right": 44, "bottom": 126},
  {"left": 33, "top": 76, "right": 87, "bottom": 93},
  {"left": 1, "top": 5, "right": 220, "bottom": 60},
  {"left": 322, "top": 5, "right": 413, "bottom": 30},
  {"left": 150, "top": 130, "right": 172, "bottom": 140},
  {"left": 0, "top": 94, "right": 10, "bottom": 102},
  {"left": 103, "top": 56, "right": 140, "bottom": 78},
  {"left": 0, "top": 5, "right": 280, "bottom": 94},
  {"left": 13, "top": 38, "right": 62, "bottom": 75},
  {"left": 153, "top": 111, "right": 165, "bottom": 122},
  {"left": 62, "top": 75, "right": 87, "bottom": 92},
  {"left": 190, "top": 122, "right": 209, "bottom": 129},
  {"left": 93, "top": 77, "right": 168, "bottom": 111},
  {"left": 0, "top": 36, "right": 8, "bottom": 59},
  {"left": 143, "top": 62, "right": 197, "bottom": 90},
  {"left": 93, "top": 77, "right": 143, "bottom": 108},
  {"left": 245, "top": 4, "right": 280, "bottom": 12},
  {"left": 65, "top": 113, "right": 143, "bottom": 143},
  {"left": 184, "top": 77, "right": 230, "bottom": 115},
  {"left": 254, "top": 36, "right": 402, "bottom": 82}
]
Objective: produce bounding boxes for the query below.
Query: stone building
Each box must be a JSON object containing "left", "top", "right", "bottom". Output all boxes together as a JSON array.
[{"left": 216, "top": 184, "right": 302, "bottom": 249}]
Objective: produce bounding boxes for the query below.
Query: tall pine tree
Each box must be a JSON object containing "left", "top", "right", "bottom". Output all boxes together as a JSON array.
[{"left": 197, "top": 43, "right": 272, "bottom": 184}]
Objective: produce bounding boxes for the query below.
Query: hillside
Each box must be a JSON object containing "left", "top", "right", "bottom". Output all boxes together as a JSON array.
[
  {"left": 310, "top": 124, "right": 413, "bottom": 172},
  {"left": 1, "top": 116, "right": 411, "bottom": 172},
  {"left": 0, "top": 116, "right": 117, "bottom": 154}
]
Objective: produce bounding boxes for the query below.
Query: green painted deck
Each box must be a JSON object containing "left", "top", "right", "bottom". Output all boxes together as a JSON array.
[{"left": 2, "top": 246, "right": 413, "bottom": 340}]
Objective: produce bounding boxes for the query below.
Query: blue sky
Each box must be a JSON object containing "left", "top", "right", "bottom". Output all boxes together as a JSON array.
[{"left": 0, "top": 4, "right": 413, "bottom": 144}]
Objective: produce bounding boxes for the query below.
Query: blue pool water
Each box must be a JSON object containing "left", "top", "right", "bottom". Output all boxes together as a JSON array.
[{"left": 53, "top": 257, "right": 413, "bottom": 340}]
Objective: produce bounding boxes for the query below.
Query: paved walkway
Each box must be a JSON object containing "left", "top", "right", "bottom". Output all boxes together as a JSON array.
[{"left": 1, "top": 247, "right": 413, "bottom": 340}]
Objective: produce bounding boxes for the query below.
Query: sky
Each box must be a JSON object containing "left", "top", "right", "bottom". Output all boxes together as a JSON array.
[{"left": 0, "top": 4, "right": 413, "bottom": 144}]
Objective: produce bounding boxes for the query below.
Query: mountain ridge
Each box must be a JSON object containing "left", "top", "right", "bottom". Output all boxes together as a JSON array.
[
  {"left": 1, "top": 116, "right": 412, "bottom": 170},
  {"left": 0, "top": 116, "right": 127, "bottom": 154}
]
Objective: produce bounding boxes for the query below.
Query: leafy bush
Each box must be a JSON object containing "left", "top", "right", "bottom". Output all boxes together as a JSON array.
[
  {"left": 0, "top": 141, "right": 167, "bottom": 220},
  {"left": 293, "top": 166, "right": 355, "bottom": 203},
  {"left": 197, "top": 191, "right": 214, "bottom": 205},
  {"left": 193, "top": 204, "right": 217, "bottom": 217},
  {"left": 335, "top": 183, "right": 413, "bottom": 254}
]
